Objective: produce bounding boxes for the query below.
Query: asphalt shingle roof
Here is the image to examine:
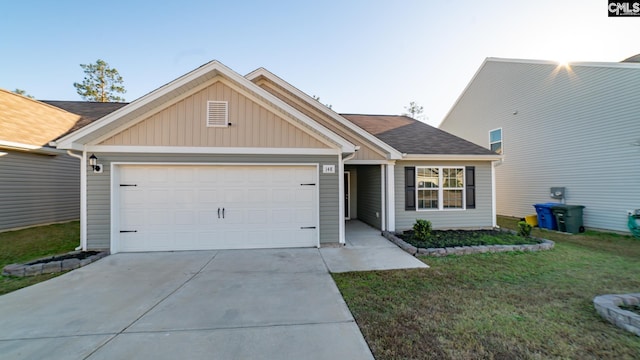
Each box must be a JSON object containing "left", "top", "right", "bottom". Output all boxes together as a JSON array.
[
  {"left": 340, "top": 114, "right": 496, "bottom": 155},
  {"left": 0, "top": 90, "right": 80, "bottom": 146},
  {"left": 41, "top": 101, "right": 128, "bottom": 134}
]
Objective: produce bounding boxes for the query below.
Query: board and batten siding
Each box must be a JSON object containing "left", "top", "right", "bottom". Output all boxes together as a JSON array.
[
  {"left": 440, "top": 60, "right": 640, "bottom": 233},
  {"left": 99, "top": 79, "right": 328, "bottom": 149},
  {"left": 86, "top": 153, "right": 339, "bottom": 250},
  {"left": 0, "top": 150, "right": 79, "bottom": 231},
  {"left": 356, "top": 165, "right": 382, "bottom": 229},
  {"left": 394, "top": 161, "right": 494, "bottom": 231},
  {"left": 255, "top": 79, "right": 388, "bottom": 162}
]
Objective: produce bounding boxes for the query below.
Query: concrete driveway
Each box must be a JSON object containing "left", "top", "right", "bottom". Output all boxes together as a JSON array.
[{"left": 0, "top": 249, "right": 374, "bottom": 359}]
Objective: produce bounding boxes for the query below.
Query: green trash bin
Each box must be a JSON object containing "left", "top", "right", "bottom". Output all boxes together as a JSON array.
[{"left": 551, "top": 205, "right": 585, "bottom": 234}]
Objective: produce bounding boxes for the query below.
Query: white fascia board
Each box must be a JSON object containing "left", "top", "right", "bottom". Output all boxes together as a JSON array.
[
  {"left": 246, "top": 68, "right": 401, "bottom": 159},
  {"left": 85, "top": 145, "right": 341, "bottom": 156},
  {"left": 402, "top": 154, "right": 502, "bottom": 161},
  {"left": 0, "top": 140, "right": 66, "bottom": 155},
  {"left": 345, "top": 159, "right": 396, "bottom": 165}
]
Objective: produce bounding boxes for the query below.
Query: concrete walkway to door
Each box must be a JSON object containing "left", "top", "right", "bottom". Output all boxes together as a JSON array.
[{"left": 319, "top": 220, "right": 429, "bottom": 273}]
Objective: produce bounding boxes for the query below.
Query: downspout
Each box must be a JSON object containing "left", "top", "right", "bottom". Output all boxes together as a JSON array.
[{"left": 66, "top": 150, "right": 85, "bottom": 251}]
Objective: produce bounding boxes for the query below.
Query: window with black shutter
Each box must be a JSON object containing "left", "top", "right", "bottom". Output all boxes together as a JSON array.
[
  {"left": 465, "top": 166, "right": 476, "bottom": 209},
  {"left": 405, "top": 167, "right": 416, "bottom": 210}
]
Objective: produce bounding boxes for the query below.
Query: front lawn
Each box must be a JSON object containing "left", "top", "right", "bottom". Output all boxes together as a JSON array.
[
  {"left": 0, "top": 221, "right": 79, "bottom": 295},
  {"left": 333, "top": 217, "right": 640, "bottom": 359}
]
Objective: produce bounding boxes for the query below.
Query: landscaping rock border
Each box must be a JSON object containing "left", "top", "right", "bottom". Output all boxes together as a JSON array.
[
  {"left": 593, "top": 293, "right": 640, "bottom": 337},
  {"left": 2, "top": 251, "right": 109, "bottom": 277},
  {"left": 382, "top": 230, "right": 554, "bottom": 257}
]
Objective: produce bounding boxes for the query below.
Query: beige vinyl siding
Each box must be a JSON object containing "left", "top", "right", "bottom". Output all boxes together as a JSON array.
[
  {"left": 394, "top": 161, "right": 494, "bottom": 231},
  {"left": 86, "top": 153, "right": 339, "bottom": 249},
  {"left": 0, "top": 150, "right": 79, "bottom": 231},
  {"left": 99, "top": 80, "right": 328, "bottom": 149},
  {"left": 255, "top": 79, "right": 387, "bottom": 161},
  {"left": 356, "top": 165, "right": 382, "bottom": 229},
  {"left": 440, "top": 60, "right": 640, "bottom": 233}
]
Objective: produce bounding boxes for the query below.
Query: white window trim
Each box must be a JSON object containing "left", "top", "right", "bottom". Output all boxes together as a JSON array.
[
  {"left": 416, "top": 166, "right": 466, "bottom": 211},
  {"left": 489, "top": 127, "right": 503, "bottom": 155},
  {"left": 206, "top": 100, "right": 229, "bottom": 127}
]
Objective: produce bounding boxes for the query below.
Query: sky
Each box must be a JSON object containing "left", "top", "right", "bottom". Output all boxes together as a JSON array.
[{"left": 1, "top": 0, "right": 639, "bottom": 127}]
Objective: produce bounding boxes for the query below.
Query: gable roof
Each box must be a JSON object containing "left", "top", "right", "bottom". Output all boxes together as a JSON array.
[
  {"left": 342, "top": 114, "right": 498, "bottom": 158},
  {"left": 54, "top": 60, "right": 356, "bottom": 153},
  {"left": 245, "top": 68, "right": 403, "bottom": 160},
  {"left": 0, "top": 88, "right": 80, "bottom": 152}
]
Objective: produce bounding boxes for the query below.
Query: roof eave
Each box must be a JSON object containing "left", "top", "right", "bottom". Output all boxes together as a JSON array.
[
  {"left": 0, "top": 140, "right": 68, "bottom": 155},
  {"left": 402, "top": 153, "right": 502, "bottom": 161}
]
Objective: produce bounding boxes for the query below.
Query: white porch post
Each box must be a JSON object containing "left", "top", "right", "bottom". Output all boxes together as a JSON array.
[
  {"left": 338, "top": 156, "right": 345, "bottom": 244},
  {"left": 380, "top": 165, "right": 386, "bottom": 231},
  {"left": 386, "top": 163, "right": 395, "bottom": 232}
]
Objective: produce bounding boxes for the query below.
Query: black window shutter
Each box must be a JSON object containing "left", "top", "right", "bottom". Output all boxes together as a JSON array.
[
  {"left": 405, "top": 167, "right": 416, "bottom": 210},
  {"left": 466, "top": 166, "right": 476, "bottom": 209}
]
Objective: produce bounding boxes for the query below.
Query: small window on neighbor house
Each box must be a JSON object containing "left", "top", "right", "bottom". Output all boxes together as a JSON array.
[
  {"left": 489, "top": 128, "right": 503, "bottom": 154},
  {"left": 206, "top": 101, "right": 229, "bottom": 127}
]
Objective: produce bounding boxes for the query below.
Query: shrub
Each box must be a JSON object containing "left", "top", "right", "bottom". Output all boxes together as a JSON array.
[
  {"left": 518, "top": 221, "right": 533, "bottom": 237},
  {"left": 413, "top": 219, "right": 432, "bottom": 242}
]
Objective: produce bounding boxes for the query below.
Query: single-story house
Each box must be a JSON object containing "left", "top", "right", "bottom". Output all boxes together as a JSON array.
[
  {"left": 439, "top": 57, "right": 640, "bottom": 234},
  {"left": 52, "top": 60, "right": 500, "bottom": 253},
  {"left": 0, "top": 89, "right": 83, "bottom": 231}
]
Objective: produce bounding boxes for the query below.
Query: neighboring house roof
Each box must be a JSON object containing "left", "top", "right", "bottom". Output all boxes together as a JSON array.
[
  {"left": 54, "top": 60, "right": 357, "bottom": 153},
  {"left": 41, "top": 101, "right": 128, "bottom": 134},
  {"left": 0, "top": 88, "right": 80, "bottom": 151},
  {"left": 622, "top": 53, "right": 640, "bottom": 63},
  {"left": 341, "top": 114, "right": 498, "bottom": 157}
]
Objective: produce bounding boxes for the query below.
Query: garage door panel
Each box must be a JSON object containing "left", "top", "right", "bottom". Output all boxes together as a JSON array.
[
  {"left": 175, "top": 211, "right": 195, "bottom": 225},
  {"left": 295, "top": 209, "right": 315, "bottom": 223},
  {"left": 272, "top": 189, "right": 292, "bottom": 202},
  {"left": 197, "top": 167, "right": 219, "bottom": 182},
  {"left": 117, "top": 165, "right": 318, "bottom": 252},
  {"left": 148, "top": 168, "right": 169, "bottom": 183},
  {"left": 198, "top": 189, "right": 219, "bottom": 203},
  {"left": 296, "top": 187, "right": 315, "bottom": 201},
  {"left": 175, "top": 189, "right": 195, "bottom": 204}
]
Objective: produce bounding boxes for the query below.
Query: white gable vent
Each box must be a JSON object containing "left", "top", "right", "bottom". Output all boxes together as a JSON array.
[{"left": 206, "top": 101, "right": 229, "bottom": 127}]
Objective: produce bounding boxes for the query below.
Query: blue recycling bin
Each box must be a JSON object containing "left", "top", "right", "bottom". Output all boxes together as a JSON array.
[{"left": 533, "top": 203, "right": 561, "bottom": 230}]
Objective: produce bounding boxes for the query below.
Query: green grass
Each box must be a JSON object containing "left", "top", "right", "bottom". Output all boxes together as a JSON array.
[
  {"left": 0, "top": 221, "right": 80, "bottom": 295},
  {"left": 333, "top": 216, "right": 640, "bottom": 359}
]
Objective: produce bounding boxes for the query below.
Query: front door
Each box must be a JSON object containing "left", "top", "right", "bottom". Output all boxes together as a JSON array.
[{"left": 344, "top": 171, "right": 350, "bottom": 220}]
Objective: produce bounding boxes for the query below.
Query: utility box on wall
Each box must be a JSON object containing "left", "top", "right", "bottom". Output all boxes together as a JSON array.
[{"left": 550, "top": 187, "right": 565, "bottom": 200}]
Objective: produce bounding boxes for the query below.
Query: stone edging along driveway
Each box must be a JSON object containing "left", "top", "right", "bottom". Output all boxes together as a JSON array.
[
  {"left": 382, "top": 231, "right": 555, "bottom": 257},
  {"left": 2, "top": 251, "right": 110, "bottom": 277}
]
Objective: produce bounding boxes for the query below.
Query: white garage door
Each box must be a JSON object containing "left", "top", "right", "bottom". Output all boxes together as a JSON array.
[{"left": 115, "top": 165, "right": 318, "bottom": 252}]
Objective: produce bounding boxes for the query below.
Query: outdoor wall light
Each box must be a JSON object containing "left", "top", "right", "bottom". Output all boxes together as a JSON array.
[{"left": 89, "top": 154, "right": 102, "bottom": 173}]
